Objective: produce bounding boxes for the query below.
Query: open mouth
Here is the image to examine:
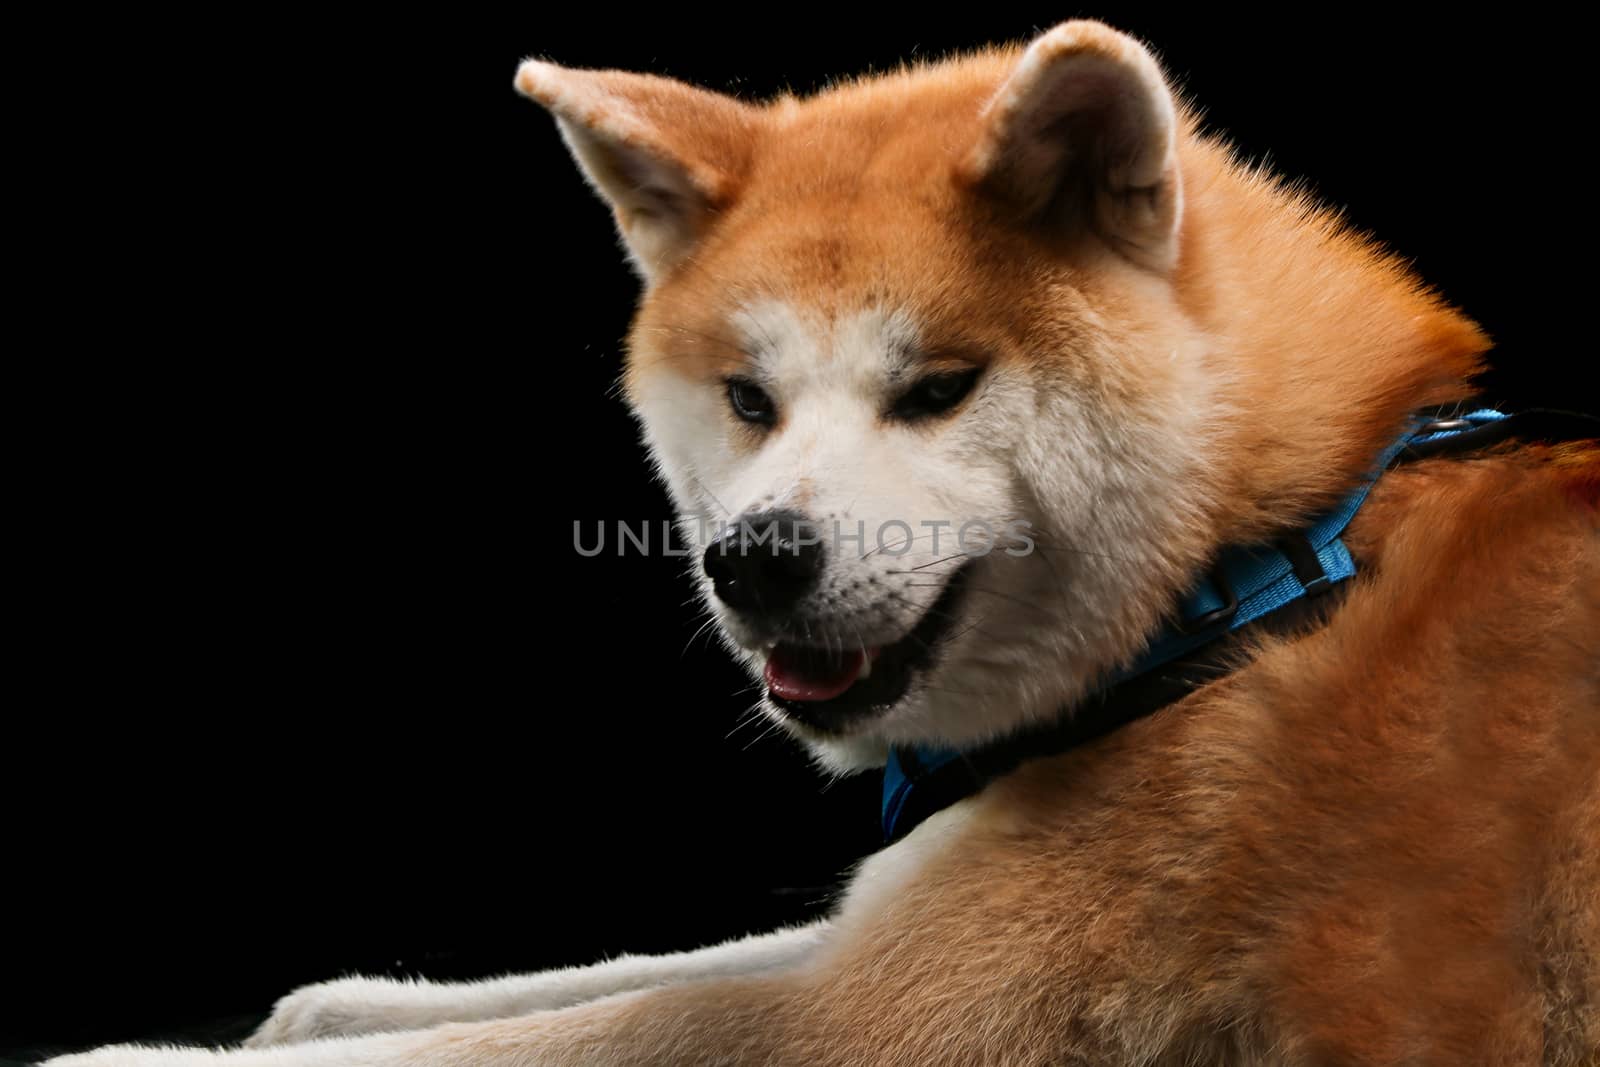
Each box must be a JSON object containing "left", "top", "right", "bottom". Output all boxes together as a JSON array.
[{"left": 762, "top": 563, "right": 973, "bottom": 734}]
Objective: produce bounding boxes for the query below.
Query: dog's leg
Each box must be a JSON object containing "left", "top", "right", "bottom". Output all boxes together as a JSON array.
[
  {"left": 42, "top": 964, "right": 984, "bottom": 1067},
  {"left": 42, "top": 1034, "right": 424, "bottom": 1067},
  {"left": 40, "top": 947, "right": 851, "bottom": 1067},
  {"left": 46, "top": 807, "right": 987, "bottom": 1066},
  {"left": 246, "top": 919, "right": 829, "bottom": 1045},
  {"left": 43, "top": 990, "right": 774, "bottom": 1067}
]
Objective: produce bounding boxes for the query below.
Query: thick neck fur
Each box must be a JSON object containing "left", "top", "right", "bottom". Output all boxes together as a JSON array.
[{"left": 1165, "top": 107, "right": 1490, "bottom": 542}]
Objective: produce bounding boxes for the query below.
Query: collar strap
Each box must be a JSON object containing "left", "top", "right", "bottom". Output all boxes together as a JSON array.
[{"left": 881, "top": 407, "right": 1596, "bottom": 845}]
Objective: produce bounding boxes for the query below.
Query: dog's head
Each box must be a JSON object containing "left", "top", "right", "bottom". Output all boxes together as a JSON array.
[{"left": 517, "top": 21, "right": 1486, "bottom": 772}]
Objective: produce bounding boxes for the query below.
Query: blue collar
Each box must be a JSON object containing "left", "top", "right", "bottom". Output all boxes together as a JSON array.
[{"left": 880, "top": 409, "right": 1512, "bottom": 844}]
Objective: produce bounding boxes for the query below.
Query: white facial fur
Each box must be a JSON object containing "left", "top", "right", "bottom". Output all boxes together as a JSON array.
[{"left": 628, "top": 295, "right": 1214, "bottom": 775}]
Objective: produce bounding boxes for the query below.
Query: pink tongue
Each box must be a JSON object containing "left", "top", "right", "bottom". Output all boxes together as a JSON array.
[{"left": 764, "top": 645, "right": 868, "bottom": 702}]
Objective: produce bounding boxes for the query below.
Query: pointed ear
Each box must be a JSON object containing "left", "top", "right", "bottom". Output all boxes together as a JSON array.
[
  {"left": 514, "top": 60, "right": 759, "bottom": 284},
  {"left": 957, "top": 20, "right": 1183, "bottom": 271}
]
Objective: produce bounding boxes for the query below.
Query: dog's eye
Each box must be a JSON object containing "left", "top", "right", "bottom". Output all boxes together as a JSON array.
[
  {"left": 726, "top": 378, "right": 777, "bottom": 425},
  {"left": 890, "top": 368, "right": 983, "bottom": 421}
]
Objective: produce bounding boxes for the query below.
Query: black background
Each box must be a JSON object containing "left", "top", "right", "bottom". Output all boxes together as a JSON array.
[{"left": 8, "top": 9, "right": 1593, "bottom": 1061}]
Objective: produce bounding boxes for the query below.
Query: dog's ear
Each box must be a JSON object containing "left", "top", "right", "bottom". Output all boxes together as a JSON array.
[
  {"left": 957, "top": 20, "right": 1183, "bottom": 272},
  {"left": 515, "top": 60, "right": 759, "bottom": 284}
]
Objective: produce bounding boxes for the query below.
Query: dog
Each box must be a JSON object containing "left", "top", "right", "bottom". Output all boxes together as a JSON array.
[{"left": 48, "top": 18, "right": 1598, "bottom": 1067}]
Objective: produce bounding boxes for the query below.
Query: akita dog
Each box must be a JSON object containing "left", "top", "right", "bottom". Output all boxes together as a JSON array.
[{"left": 50, "top": 18, "right": 1598, "bottom": 1067}]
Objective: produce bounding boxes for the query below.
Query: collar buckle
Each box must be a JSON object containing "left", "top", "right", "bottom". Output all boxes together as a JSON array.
[{"left": 1173, "top": 566, "right": 1238, "bottom": 636}]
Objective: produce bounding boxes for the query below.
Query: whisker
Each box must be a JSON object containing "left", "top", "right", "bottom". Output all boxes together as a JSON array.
[{"left": 681, "top": 614, "right": 722, "bottom": 657}]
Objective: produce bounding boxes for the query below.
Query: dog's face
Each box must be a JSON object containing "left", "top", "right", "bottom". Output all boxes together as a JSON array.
[
  {"left": 617, "top": 198, "right": 1217, "bottom": 776},
  {"left": 518, "top": 23, "right": 1224, "bottom": 772}
]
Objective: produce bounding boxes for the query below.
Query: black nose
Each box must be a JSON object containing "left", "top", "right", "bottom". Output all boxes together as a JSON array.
[{"left": 703, "top": 510, "right": 825, "bottom": 615}]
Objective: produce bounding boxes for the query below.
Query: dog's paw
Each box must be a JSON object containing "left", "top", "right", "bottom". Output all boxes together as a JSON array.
[{"left": 246, "top": 977, "right": 427, "bottom": 1046}]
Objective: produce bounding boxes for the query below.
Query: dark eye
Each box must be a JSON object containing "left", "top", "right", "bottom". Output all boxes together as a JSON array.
[
  {"left": 890, "top": 368, "right": 983, "bottom": 421},
  {"left": 726, "top": 378, "right": 776, "bottom": 425}
]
